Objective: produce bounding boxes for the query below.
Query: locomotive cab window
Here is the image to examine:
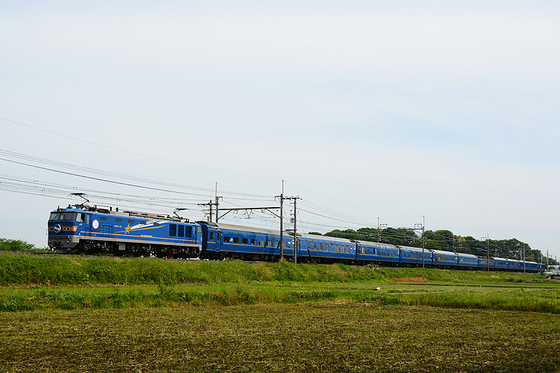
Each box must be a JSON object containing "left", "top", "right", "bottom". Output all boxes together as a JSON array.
[{"left": 49, "top": 212, "right": 84, "bottom": 222}]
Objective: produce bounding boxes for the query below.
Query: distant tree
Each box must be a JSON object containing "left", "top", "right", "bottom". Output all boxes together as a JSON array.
[
  {"left": 435, "top": 230, "right": 454, "bottom": 250},
  {"left": 379, "top": 227, "right": 417, "bottom": 246},
  {"left": 452, "top": 236, "right": 472, "bottom": 254},
  {"left": 356, "top": 227, "right": 379, "bottom": 241},
  {"left": 423, "top": 239, "right": 441, "bottom": 251},
  {"left": 325, "top": 229, "right": 361, "bottom": 240},
  {"left": 0, "top": 238, "right": 36, "bottom": 251}
]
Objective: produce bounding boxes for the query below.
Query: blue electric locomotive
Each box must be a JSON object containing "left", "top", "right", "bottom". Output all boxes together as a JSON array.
[{"left": 48, "top": 205, "right": 202, "bottom": 257}]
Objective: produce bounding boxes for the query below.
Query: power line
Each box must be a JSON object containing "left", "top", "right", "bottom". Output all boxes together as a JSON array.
[
  {"left": 0, "top": 149, "right": 278, "bottom": 200},
  {"left": 0, "top": 116, "right": 277, "bottom": 181}
]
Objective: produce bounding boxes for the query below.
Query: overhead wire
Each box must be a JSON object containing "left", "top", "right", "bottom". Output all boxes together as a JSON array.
[
  {"left": 1, "top": 117, "right": 401, "bottom": 232},
  {"left": 0, "top": 149, "right": 275, "bottom": 200},
  {"left": 0, "top": 116, "right": 278, "bottom": 181},
  {"left": 0, "top": 176, "right": 202, "bottom": 212}
]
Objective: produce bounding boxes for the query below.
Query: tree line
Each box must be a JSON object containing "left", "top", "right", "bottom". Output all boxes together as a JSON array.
[
  {"left": 0, "top": 238, "right": 48, "bottom": 252},
  {"left": 314, "top": 227, "right": 558, "bottom": 265}
]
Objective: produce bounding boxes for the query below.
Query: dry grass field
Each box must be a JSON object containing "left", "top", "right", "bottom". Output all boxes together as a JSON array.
[{"left": 1, "top": 303, "right": 559, "bottom": 372}]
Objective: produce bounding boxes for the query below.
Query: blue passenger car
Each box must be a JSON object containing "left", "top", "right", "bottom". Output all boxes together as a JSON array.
[
  {"left": 399, "top": 246, "right": 431, "bottom": 267},
  {"left": 356, "top": 241, "right": 400, "bottom": 265},
  {"left": 432, "top": 250, "right": 458, "bottom": 269},
  {"left": 507, "top": 259, "right": 523, "bottom": 272},
  {"left": 457, "top": 252, "right": 478, "bottom": 269},
  {"left": 297, "top": 234, "right": 356, "bottom": 263},
  {"left": 48, "top": 205, "right": 202, "bottom": 257},
  {"left": 478, "top": 257, "right": 495, "bottom": 271},
  {"left": 199, "top": 221, "right": 292, "bottom": 261},
  {"left": 494, "top": 257, "right": 508, "bottom": 271},
  {"left": 525, "top": 261, "right": 540, "bottom": 273}
]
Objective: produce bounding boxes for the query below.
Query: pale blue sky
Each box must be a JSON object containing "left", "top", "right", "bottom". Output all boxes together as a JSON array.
[{"left": 1, "top": 1, "right": 559, "bottom": 259}]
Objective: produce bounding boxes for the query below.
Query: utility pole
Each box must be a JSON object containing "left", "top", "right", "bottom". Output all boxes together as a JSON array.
[
  {"left": 275, "top": 180, "right": 285, "bottom": 261},
  {"left": 284, "top": 196, "right": 301, "bottom": 264},
  {"left": 487, "top": 235, "right": 490, "bottom": 272},
  {"left": 293, "top": 197, "right": 298, "bottom": 265},
  {"left": 481, "top": 235, "right": 490, "bottom": 271},
  {"left": 452, "top": 235, "right": 455, "bottom": 253},
  {"left": 421, "top": 216, "right": 425, "bottom": 268},
  {"left": 214, "top": 183, "right": 223, "bottom": 223},
  {"left": 198, "top": 200, "right": 215, "bottom": 222},
  {"left": 377, "top": 218, "right": 387, "bottom": 243},
  {"left": 214, "top": 196, "right": 223, "bottom": 222},
  {"left": 197, "top": 183, "right": 223, "bottom": 223}
]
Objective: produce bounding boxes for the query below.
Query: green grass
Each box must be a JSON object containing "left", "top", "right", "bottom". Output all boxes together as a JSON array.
[
  {"left": 0, "top": 253, "right": 553, "bottom": 286},
  {"left": 1, "top": 304, "right": 559, "bottom": 372},
  {"left": 1, "top": 282, "right": 559, "bottom": 314}
]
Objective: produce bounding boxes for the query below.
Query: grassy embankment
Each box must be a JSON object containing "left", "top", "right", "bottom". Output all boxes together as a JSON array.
[{"left": 1, "top": 253, "right": 559, "bottom": 313}]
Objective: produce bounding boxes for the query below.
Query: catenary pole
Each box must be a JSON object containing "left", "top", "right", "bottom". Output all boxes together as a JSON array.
[{"left": 278, "top": 180, "right": 284, "bottom": 261}]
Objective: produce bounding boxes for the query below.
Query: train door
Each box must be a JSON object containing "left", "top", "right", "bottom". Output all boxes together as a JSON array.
[
  {"left": 205, "top": 228, "right": 221, "bottom": 254},
  {"left": 84, "top": 214, "right": 92, "bottom": 236}
]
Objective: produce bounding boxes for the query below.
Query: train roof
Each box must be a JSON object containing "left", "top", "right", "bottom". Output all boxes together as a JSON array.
[
  {"left": 353, "top": 240, "right": 399, "bottom": 249},
  {"left": 456, "top": 252, "right": 479, "bottom": 259},
  {"left": 52, "top": 204, "right": 193, "bottom": 223},
  {"left": 431, "top": 249, "right": 457, "bottom": 256},
  {"left": 298, "top": 233, "right": 353, "bottom": 244},
  {"left": 399, "top": 245, "right": 429, "bottom": 252},
  {"left": 198, "top": 221, "right": 284, "bottom": 236}
]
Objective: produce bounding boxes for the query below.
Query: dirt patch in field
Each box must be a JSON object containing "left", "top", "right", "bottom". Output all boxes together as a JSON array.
[{"left": 390, "top": 277, "right": 428, "bottom": 283}]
